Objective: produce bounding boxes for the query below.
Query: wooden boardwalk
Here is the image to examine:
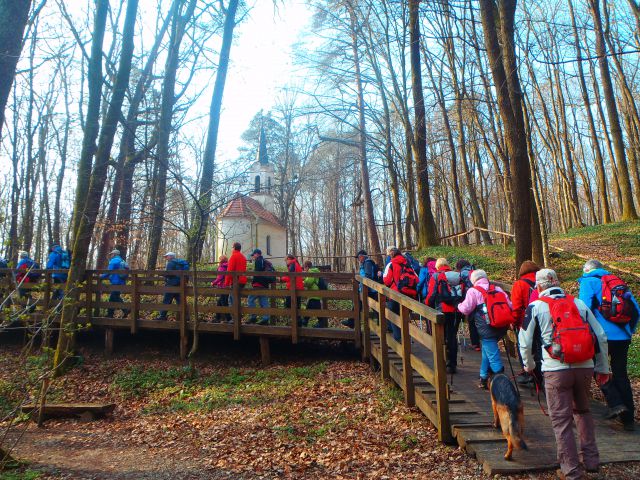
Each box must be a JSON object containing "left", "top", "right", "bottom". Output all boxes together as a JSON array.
[
  {"left": 361, "top": 276, "right": 640, "bottom": 475},
  {"left": 4, "top": 268, "right": 640, "bottom": 474}
]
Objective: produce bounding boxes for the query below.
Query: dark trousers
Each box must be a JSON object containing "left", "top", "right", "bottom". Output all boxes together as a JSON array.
[
  {"left": 216, "top": 294, "right": 231, "bottom": 322},
  {"left": 386, "top": 299, "right": 401, "bottom": 342},
  {"left": 285, "top": 296, "right": 303, "bottom": 325},
  {"left": 444, "top": 312, "right": 462, "bottom": 368},
  {"left": 468, "top": 315, "right": 480, "bottom": 346},
  {"left": 159, "top": 292, "right": 180, "bottom": 319},
  {"left": 107, "top": 290, "right": 129, "bottom": 318},
  {"left": 52, "top": 277, "right": 64, "bottom": 302},
  {"left": 601, "top": 339, "right": 635, "bottom": 425},
  {"left": 305, "top": 298, "right": 327, "bottom": 327}
]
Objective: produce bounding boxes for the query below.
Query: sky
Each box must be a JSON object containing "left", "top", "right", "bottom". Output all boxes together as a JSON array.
[{"left": 214, "top": 0, "right": 313, "bottom": 164}]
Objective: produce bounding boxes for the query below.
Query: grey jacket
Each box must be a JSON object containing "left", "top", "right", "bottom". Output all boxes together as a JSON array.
[{"left": 518, "top": 287, "right": 610, "bottom": 373}]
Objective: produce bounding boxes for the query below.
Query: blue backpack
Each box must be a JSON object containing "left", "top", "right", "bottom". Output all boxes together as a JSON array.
[
  {"left": 174, "top": 259, "right": 189, "bottom": 270},
  {"left": 118, "top": 260, "right": 130, "bottom": 281},
  {"left": 60, "top": 250, "right": 71, "bottom": 269}
]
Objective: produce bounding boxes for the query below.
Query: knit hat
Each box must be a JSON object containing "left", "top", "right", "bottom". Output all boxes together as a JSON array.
[
  {"left": 470, "top": 269, "right": 488, "bottom": 284},
  {"left": 518, "top": 260, "right": 540, "bottom": 277},
  {"left": 110, "top": 249, "right": 121, "bottom": 256},
  {"left": 18, "top": 251, "right": 28, "bottom": 258}
]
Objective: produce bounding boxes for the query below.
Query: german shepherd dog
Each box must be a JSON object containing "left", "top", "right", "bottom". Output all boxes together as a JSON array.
[{"left": 489, "top": 373, "right": 528, "bottom": 460}]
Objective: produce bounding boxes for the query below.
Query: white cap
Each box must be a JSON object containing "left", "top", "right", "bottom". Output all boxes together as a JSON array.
[
  {"left": 18, "top": 250, "right": 29, "bottom": 258},
  {"left": 164, "top": 252, "right": 176, "bottom": 258},
  {"left": 109, "top": 249, "right": 121, "bottom": 256}
]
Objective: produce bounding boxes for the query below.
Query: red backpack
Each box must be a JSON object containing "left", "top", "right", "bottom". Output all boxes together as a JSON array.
[
  {"left": 600, "top": 274, "right": 635, "bottom": 325},
  {"left": 395, "top": 262, "right": 419, "bottom": 299},
  {"left": 539, "top": 295, "right": 595, "bottom": 364},
  {"left": 475, "top": 284, "right": 513, "bottom": 328}
]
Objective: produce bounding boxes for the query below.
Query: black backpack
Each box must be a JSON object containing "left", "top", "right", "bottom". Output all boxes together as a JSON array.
[
  {"left": 262, "top": 259, "right": 276, "bottom": 284},
  {"left": 435, "top": 272, "right": 463, "bottom": 305},
  {"left": 318, "top": 277, "right": 328, "bottom": 290}
]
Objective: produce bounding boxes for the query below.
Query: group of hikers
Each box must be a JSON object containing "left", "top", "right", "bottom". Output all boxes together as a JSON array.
[{"left": 356, "top": 246, "right": 638, "bottom": 480}]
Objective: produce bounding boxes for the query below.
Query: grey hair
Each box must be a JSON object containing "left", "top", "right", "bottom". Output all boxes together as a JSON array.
[
  {"left": 583, "top": 259, "right": 603, "bottom": 273},
  {"left": 536, "top": 268, "right": 560, "bottom": 290},
  {"left": 18, "top": 250, "right": 28, "bottom": 258}
]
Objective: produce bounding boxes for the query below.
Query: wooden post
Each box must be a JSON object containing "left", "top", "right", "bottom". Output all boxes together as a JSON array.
[
  {"left": 94, "top": 273, "right": 102, "bottom": 318},
  {"left": 259, "top": 336, "right": 271, "bottom": 365},
  {"left": 432, "top": 313, "right": 451, "bottom": 442},
  {"left": 379, "top": 293, "right": 389, "bottom": 381},
  {"left": 290, "top": 274, "right": 298, "bottom": 344},
  {"left": 85, "top": 272, "right": 93, "bottom": 323},
  {"left": 362, "top": 284, "right": 371, "bottom": 362},
  {"left": 352, "top": 277, "right": 361, "bottom": 349},
  {"left": 232, "top": 273, "right": 241, "bottom": 340},
  {"left": 43, "top": 271, "right": 51, "bottom": 313},
  {"left": 400, "top": 304, "right": 415, "bottom": 407},
  {"left": 179, "top": 273, "right": 188, "bottom": 360},
  {"left": 131, "top": 273, "right": 139, "bottom": 334},
  {"left": 105, "top": 328, "right": 114, "bottom": 355}
]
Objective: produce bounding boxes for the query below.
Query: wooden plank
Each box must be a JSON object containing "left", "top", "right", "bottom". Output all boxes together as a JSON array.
[
  {"left": 409, "top": 323, "right": 434, "bottom": 351},
  {"left": 131, "top": 273, "right": 139, "bottom": 334},
  {"left": 410, "top": 354, "right": 435, "bottom": 386},
  {"left": 400, "top": 304, "right": 414, "bottom": 407},
  {"left": 105, "top": 328, "right": 114, "bottom": 355},
  {"left": 290, "top": 278, "right": 298, "bottom": 344},
  {"left": 432, "top": 313, "right": 452, "bottom": 443},
  {"left": 179, "top": 274, "right": 188, "bottom": 360},
  {"left": 259, "top": 337, "right": 271, "bottom": 365},
  {"left": 137, "top": 303, "right": 180, "bottom": 312},
  {"left": 21, "top": 403, "right": 116, "bottom": 420},
  {"left": 353, "top": 277, "right": 361, "bottom": 349},
  {"left": 378, "top": 293, "right": 389, "bottom": 381},
  {"left": 362, "top": 285, "right": 371, "bottom": 362},
  {"left": 232, "top": 273, "right": 241, "bottom": 341}
]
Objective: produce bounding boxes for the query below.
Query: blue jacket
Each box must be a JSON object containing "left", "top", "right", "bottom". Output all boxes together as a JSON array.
[
  {"left": 100, "top": 255, "right": 127, "bottom": 285},
  {"left": 577, "top": 268, "right": 639, "bottom": 341},
  {"left": 417, "top": 267, "right": 430, "bottom": 299},
  {"left": 47, "top": 246, "right": 68, "bottom": 281},
  {"left": 359, "top": 258, "right": 378, "bottom": 298}
]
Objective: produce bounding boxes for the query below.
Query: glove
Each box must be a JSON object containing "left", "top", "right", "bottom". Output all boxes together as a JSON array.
[{"left": 595, "top": 373, "right": 611, "bottom": 386}]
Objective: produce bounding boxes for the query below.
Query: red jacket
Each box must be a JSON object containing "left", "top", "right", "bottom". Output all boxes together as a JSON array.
[
  {"left": 426, "top": 265, "right": 456, "bottom": 313},
  {"left": 224, "top": 250, "right": 247, "bottom": 287},
  {"left": 383, "top": 254, "right": 409, "bottom": 292},
  {"left": 511, "top": 272, "right": 537, "bottom": 327},
  {"left": 282, "top": 260, "right": 304, "bottom": 290}
]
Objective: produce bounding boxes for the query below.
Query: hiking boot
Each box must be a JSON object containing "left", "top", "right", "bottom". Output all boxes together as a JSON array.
[
  {"left": 257, "top": 318, "right": 269, "bottom": 326},
  {"left": 605, "top": 404, "right": 628, "bottom": 419},
  {"left": 478, "top": 378, "right": 488, "bottom": 390},
  {"left": 623, "top": 422, "right": 635, "bottom": 432},
  {"left": 341, "top": 319, "right": 354, "bottom": 328},
  {"left": 516, "top": 371, "right": 534, "bottom": 386},
  {"left": 246, "top": 317, "right": 257, "bottom": 324}
]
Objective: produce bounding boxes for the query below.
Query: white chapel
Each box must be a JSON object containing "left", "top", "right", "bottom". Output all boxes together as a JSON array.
[{"left": 214, "top": 127, "right": 287, "bottom": 260}]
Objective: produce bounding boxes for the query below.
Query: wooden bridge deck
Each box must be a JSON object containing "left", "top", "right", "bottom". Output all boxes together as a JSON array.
[{"left": 370, "top": 330, "right": 640, "bottom": 476}]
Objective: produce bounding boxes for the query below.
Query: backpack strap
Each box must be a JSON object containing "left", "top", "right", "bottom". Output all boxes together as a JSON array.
[{"left": 523, "top": 278, "right": 535, "bottom": 289}]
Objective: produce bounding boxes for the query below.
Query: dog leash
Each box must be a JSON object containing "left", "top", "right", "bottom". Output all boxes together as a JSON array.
[
  {"left": 532, "top": 370, "right": 549, "bottom": 416},
  {"left": 502, "top": 335, "right": 521, "bottom": 397}
]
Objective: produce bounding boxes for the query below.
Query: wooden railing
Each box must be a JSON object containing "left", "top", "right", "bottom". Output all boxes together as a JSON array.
[
  {"left": 356, "top": 275, "right": 452, "bottom": 442},
  {"left": 1, "top": 269, "right": 361, "bottom": 359}
]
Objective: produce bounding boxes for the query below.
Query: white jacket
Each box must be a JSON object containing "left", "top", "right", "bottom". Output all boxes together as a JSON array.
[{"left": 518, "top": 287, "right": 610, "bottom": 373}]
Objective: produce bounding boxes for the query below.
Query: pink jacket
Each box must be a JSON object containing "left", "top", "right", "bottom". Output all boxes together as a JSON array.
[{"left": 457, "top": 277, "right": 512, "bottom": 315}]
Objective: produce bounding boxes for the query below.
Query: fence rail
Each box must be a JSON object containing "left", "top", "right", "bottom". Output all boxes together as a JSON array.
[
  {"left": 356, "top": 275, "right": 452, "bottom": 442},
  {"left": 0, "top": 269, "right": 361, "bottom": 360}
]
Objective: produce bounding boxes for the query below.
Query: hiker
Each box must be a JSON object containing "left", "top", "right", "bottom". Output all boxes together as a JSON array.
[
  {"left": 426, "top": 258, "right": 464, "bottom": 373},
  {"left": 520, "top": 268, "right": 610, "bottom": 480},
  {"left": 578, "top": 259, "right": 639, "bottom": 431},
  {"left": 211, "top": 255, "right": 231, "bottom": 323},
  {"left": 16, "top": 251, "right": 39, "bottom": 312},
  {"left": 345, "top": 249, "right": 380, "bottom": 328},
  {"left": 383, "top": 248, "right": 419, "bottom": 342},
  {"left": 100, "top": 249, "right": 129, "bottom": 318},
  {"left": 303, "top": 260, "right": 328, "bottom": 328},
  {"left": 46, "top": 244, "right": 69, "bottom": 302},
  {"left": 247, "top": 249, "right": 271, "bottom": 325},
  {"left": 159, "top": 252, "right": 189, "bottom": 320},
  {"left": 456, "top": 259, "right": 480, "bottom": 351},
  {"left": 457, "top": 269, "right": 510, "bottom": 389},
  {"left": 224, "top": 242, "right": 247, "bottom": 313},
  {"left": 511, "top": 260, "right": 541, "bottom": 387},
  {"left": 282, "top": 253, "right": 304, "bottom": 326},
  {"left": 416, "top": 256, "right": 436, "bottom": 302}
]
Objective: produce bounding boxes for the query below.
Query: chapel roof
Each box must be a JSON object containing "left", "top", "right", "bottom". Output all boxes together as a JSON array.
[{"left": 218, "top": 195, "right": 283, "bottom": 228}]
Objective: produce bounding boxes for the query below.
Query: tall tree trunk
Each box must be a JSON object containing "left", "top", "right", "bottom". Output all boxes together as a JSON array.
[
  {"left": 568, "top": 0, "right": 611, "bottom": 223},
  {"left": 0, "top": 0, "right": 31, "bottom": 139},
  {"left": 147, "top": 0, "right": 198, "bottom": 270},
  {"left": 189, "top": 0, "right": 239, "bottom": 262},
  {"left": 54, "top": 0, "right": 138, "bottom": 370},
  {"left": 588, "top": 0, "right": 638, "bottom": 220},
  {"left": 347, "top": 6, "right": 382, "bottom": 258},
  {"left": 409, "top": 0, "right": 438, "bottom": 247},
  {"left": 479, "top": 0, "right": 532, "bottom": 269}
]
